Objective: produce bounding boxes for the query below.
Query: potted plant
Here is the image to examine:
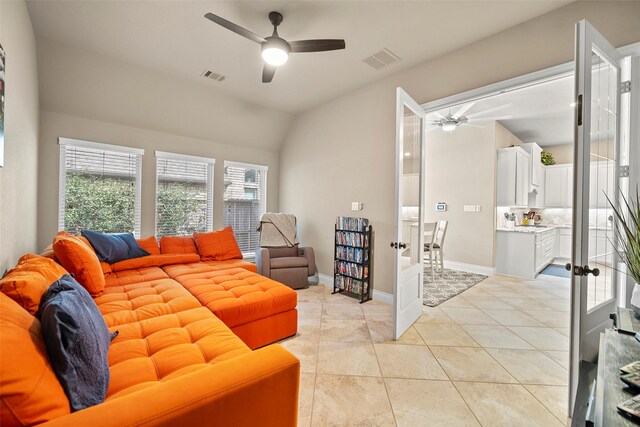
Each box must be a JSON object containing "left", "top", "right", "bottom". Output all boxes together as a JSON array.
[
  {"left": 541, "top": 151, "right": 555, "bottom": 166},
  {"left": 608, "top": 188, "right": 640, "bottom": 314}
]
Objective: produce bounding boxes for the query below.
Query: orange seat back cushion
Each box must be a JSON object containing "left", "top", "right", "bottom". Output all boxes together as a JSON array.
[
  {"left": 0, "top": 254, "right": 68, "bottom": 315},
  {"left": 137, "top": 236, "right": 161, "bottom": 255},
  {"left": 0, "top": 293, "right": 70, "bottom": 426},
  {"left": 194, "top": 227, "right": 243, "bottom": 261},
  {"left": 159, "top": 235, "right": 198, "bottom": 255},
  {"left": 53, "top": 231, "right": 106, "bottom": 296}
]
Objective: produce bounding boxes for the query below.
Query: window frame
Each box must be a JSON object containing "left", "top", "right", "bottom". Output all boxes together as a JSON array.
[
  {"left": 223, "top": 160, "right": 268, "bottom": 258},
  {"left": 154, "top": 151, "right": 216, "bottom": 237},
  {"left": 58, "top": 137, "right": 144, "bottom": 236}
]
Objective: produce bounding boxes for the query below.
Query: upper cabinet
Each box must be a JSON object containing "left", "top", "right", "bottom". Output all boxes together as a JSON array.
[
  {"left": 520, "top": 143, "right": 543, "bottom": 190},
  {"left": 589, "top": 160, "right": 615, "bottom": 208},
  {"left": 544, "top": 164, "right": 573, "bottom": 208},
  {"left": 497, "top": 147, "right": 530, "bottom": 207}
]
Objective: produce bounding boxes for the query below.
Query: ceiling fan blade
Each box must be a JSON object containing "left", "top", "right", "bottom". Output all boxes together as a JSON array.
[
  {"left": 290, "top": 39, "right": 346, "bottom": 53},
  {"left": 467, "top": 115, "right": 513, "bottom": 122},
  {"left": 262, "top": 64, "right": 276, "bottom": 83},
  {"left": 464, "top": 103, "right": 512, "bottom": 119},
  {"left": 204, "top": 13, "right": 265, "bottom": 44},
  {"left": 453, "top": 102, "right": 475, "bottom": 119}
]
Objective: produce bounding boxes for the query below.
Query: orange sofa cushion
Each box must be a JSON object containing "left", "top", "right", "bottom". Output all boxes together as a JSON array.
[
  {"left": 53, "top": 232, "right": 106, "bottom": 296},
  {"left": 105, "top": 307, "right": 250, "bottom": 400},
  {"left": 202, "top": 258, "right": 258, "bottom": 273},
  {"left": 0, "top": 254, "right": 68, "bottom": 315},
  {"left": 109, "top": 253, "right": 200, "bottom": 272},
  {"left": 193, "top": 227, "right": 243, "bottom": 261},
  {"left": 136, "top": 236, "right": 160, "bottom": 255},
  {"left": 96, "top": 273, "right": 202, "bottom": 328},
  {"left": 159, "top": 235, "right": 197, "bottom": 255},
  {"left": 162, "top": 265, "right": 297, "bottom": 329},
  {"left": 0, "top": 293, "right": 71, "bottom": 426}
]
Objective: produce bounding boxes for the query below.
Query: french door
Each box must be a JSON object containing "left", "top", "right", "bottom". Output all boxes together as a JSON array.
[
  {"left": 393, "top": 88, "right": 426, "bottom": 340},
  {"left": 569, "top": 19, "right": 623, "bottom": 415}
]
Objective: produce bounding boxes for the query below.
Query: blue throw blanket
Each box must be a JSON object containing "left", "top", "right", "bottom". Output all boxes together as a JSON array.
[{"left": 38, "top": 274, "right": 115, "bottom": 411}]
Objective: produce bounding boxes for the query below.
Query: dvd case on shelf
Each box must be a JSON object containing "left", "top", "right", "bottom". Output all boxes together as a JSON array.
[{"left": 333, "top": 217, "right": 373, "bottom": 303}]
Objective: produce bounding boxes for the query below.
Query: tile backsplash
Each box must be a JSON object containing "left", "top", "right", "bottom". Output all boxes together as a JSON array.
[{"left": 496, "top": 207, "right": 613, "bottom": 228}]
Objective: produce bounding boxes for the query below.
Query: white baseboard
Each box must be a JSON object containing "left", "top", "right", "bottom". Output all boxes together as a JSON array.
[
  {"left": 372, "top": 290, "right": 393, "bottom": 305},
  {"left": 317, "top": 273, "right": 332, "bottom": 286},
  {"left": 316, "top": 273, "right": 393, "bottom": 305},
  {"left": 442, "top": 261, "right": 495, "bottom": 276}
]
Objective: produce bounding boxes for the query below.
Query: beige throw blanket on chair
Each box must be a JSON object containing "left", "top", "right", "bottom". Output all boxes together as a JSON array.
[{"left": 257, "top": 213, "right": 300, "bottom": 247}]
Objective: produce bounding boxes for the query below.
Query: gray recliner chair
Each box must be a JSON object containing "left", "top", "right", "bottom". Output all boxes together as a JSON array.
[
  {"left": 256, "top": 246, "right": 316, "bottom": 290},
  {"left": 255, "top": 213, "right": 316, "bottom": 289}
]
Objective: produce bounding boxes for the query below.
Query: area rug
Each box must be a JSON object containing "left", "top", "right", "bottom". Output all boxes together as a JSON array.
[
  {"left": 540, "top": 263, "right": 571, "bottom": 278},
  {"left": 423, "top": 268, "right": 487, "bottom": 307}
]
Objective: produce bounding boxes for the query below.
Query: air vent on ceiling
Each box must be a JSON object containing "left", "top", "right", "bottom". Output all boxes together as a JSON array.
[
  {"left": 201, "top": 69, "right": 226, "bottom": 82},
  {"left": 362, "top": 48, "right": 401, "bottom": 70}
]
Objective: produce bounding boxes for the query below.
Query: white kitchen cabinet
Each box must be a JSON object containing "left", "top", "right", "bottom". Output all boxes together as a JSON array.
[
  {"left": 496, "top": 228, "right": 557, "bottom": 279},
  {"left": 588, "top": 228, "right": 614, "bottom": 266},
  {"left": 544, "top": 164, "right": 573, "bottom": 208},
  {"left": 521, "top": 143, "right": 543, "bottom": 190},
  {"left": 589, "top": 161, "right": 615, "bottom": 208},
  {"left": 497, "top": 147, "right": 530, "bottom": 207},
  {"left": 557, "top": 228, "right": 572, "bottom": 259}
]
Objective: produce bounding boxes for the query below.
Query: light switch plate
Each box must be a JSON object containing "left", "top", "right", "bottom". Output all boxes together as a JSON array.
[
  {"left": 351, "top": 202, "right": 361, "bottom": 211},
  {"left": 476, "top": 205, "right": 481, "bottom": 212},
  {"left": 464, "top": 205, "right": 476, "bottom": 212}
]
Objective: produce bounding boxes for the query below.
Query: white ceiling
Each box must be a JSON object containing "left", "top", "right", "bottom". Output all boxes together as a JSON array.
[
  {"left": 428, "top": 75, "right": 574, "bottom": 147},
  {"left": 26, "top": 0, "right": 571, "bottom": 114}
]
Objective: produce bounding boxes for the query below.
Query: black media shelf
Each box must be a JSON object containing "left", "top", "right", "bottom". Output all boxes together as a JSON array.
[{"left": 332, "top": 216, "right": 373, "bottom": 303}]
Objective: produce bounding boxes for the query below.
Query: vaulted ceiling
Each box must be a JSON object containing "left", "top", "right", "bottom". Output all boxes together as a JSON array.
[{"left": 26, "top": 1, "right": 571, "bottom": 114}]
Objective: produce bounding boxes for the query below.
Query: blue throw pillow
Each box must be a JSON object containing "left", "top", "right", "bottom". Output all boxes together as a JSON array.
[
  {"left": 38, "top": 274, "right": 116, "bottom": 412},
  {"left": 81, "top": 230, "right": 149, "bottom": 264}
]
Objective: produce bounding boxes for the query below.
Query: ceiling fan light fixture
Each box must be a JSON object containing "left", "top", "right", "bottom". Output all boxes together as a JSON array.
[
  {"left": 261, "top": 37, "right": 290, "bottom": 66},
  {"left": 441, "top": 122, "right": 457, "bottom": 132},
  {"left": 262, "top": 47, "right": 288, "bottom": 66}
]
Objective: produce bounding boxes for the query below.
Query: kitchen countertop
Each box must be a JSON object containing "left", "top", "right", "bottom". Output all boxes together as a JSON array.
[{"left": 497, "top": 224, "right": 612, "bottom": 233}]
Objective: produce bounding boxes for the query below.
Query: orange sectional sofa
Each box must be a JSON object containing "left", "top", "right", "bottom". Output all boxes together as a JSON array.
[{"left": 0, "top": 233, "right": 300, "bottom": 427}]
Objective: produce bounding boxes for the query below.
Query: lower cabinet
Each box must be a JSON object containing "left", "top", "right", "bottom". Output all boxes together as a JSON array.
[
  {"left": 557, "top": 228, "right": 572, "bottom": 259},
  {"left": 496, "top": 229, "right": 557, "bottom": 279}
]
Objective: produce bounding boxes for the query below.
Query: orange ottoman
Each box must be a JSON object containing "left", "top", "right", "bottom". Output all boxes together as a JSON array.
[{"left": 163, "top": 264, "right": 298, "bottom": 349}]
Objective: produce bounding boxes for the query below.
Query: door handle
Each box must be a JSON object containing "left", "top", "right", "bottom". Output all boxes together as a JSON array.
[
  {"left": 399, "top": 243, "right": 407, "bottom": 249},
  {"left": 583, "top": 265, "right": 600, "bottom": 277},
  {"left": 565, "top": 263, "right": 600, "bottom": 277}
]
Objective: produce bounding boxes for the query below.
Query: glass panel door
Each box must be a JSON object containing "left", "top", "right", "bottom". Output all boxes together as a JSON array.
[
  {"left": 393, "top": 88, "right": 426, "bottom": 340},
  {"left": 569, "top": 19, "right": 622, "bottom": 416}
]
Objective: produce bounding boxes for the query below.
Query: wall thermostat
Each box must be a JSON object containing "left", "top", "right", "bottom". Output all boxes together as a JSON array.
[{"left": 436, "top": 202, "right": 447, "bottom": 212}]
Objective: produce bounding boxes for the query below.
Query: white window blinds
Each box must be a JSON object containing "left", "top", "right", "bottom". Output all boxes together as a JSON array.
[
  {"left": 223, "top": 161, "right": 268, "bottom": 256},
  {"left": 58, "top": 138, "right": 143, "bottom": 236},
  {"left": 155, "top": 151, "right": 215, "bottom": 237}
]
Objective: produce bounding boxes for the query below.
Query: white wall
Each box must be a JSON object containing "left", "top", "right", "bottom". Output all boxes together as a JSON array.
[
  {"left": 35, "top": 38, "right": 290, "bottom": 250},
  {"left": 37, "top": 111, "right": 280, "bottom": 250},
  {"left": 0, "top": 0, "right": 40, "bottom": 271},
  {"left": 279, "top": 1, "right": 640, "bottom": 294}
]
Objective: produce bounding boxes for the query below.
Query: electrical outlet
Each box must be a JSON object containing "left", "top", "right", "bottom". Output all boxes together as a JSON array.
[
  {"left": 351, "top": 202, "right": 361, "bottom": 211},
  {"left": 464, "top": 205, "right": 476, "bottom": 212}
]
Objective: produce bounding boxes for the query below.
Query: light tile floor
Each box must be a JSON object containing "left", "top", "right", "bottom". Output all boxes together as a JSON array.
[{"left": 278, "top": 273, "right": 571, "bottom": 426}]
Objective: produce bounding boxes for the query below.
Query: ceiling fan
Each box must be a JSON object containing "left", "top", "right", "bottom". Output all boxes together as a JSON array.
[
  {"left": 428, "top": 102, "right": 512, "bottom": 132},
  {"left": 204, "top": 11, "right": 346, "bottom": 83}
]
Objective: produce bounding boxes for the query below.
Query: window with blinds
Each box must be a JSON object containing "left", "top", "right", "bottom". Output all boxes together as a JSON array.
[
  {"left": 58, "top": 138, "right": 143, "bottom": 236},
  {"left": 223, "top": 161, "right": 268, "bottom": 256},
  {"left": 155, "top": 152, "right": 214, "bottom": 237}
]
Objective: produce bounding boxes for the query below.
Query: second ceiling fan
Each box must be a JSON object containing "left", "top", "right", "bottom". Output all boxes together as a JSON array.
[{"left": 205, "top": 11, "right": 346, "bottom": 83}]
